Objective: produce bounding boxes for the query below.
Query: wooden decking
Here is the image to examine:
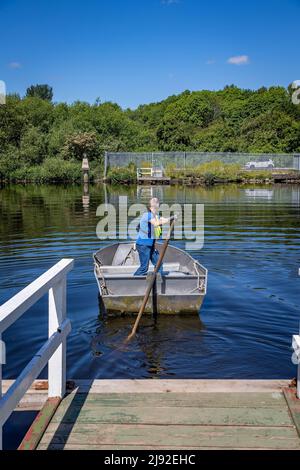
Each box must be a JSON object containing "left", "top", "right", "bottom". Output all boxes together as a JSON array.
[
  {"left": 137, "top": 176, "right": 171, "bottom": 184},
  {"left": 4, "top": 379, "right": 300, "bottom": 450}
]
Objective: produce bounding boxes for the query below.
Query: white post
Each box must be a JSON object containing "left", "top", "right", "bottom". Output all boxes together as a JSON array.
[
  {"left": 297, "top": 360, "right": 300, "bottom": 399},
  {"left": 294, "top": 334, "right": 300, "bottom": 399},
  {"left": 48, "top": 277, "right": 67, "bottom": 398},
  {"left": 0, "top": 332, "right": 2, "bottom": 450},
  {"left": 298, "top": 268, "right": 300, "bottom": 398}
]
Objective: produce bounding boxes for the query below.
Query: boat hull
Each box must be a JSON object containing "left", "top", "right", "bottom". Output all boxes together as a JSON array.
[{"left": 100, "top": 293, "right": 205, "bottom": 315}]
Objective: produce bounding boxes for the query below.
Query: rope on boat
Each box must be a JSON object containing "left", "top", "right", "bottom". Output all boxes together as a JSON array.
[
  {"left": 95, "top": 262, "right": 113, "bottom": 295},
  {"left": 120, "top": 245, "right": 137, "bottom": 266},
  {"left": 189, "top": 262, "right": 205, "bottom": 293}
]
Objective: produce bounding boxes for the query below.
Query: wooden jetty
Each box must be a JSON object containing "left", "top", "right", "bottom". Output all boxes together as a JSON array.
[
  {"left": 1, "top": 259, "right": 300, "bottom": 450},
  {"left": 2, "top": 379, "right": 300, "bottom": 450},
  {"left": 138, "top": 176, "right": 171, "bottom": 184},
  {"left": 137, "top": 166, "right": 170, "bottom": 185}
]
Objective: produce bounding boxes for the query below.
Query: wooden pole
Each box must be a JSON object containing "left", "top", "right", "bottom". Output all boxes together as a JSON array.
[{"left": 126, "top": 219, "right": 175, "bottom": 342}]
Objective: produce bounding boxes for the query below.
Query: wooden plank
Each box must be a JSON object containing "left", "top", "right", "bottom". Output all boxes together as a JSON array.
[
  {"left": 283, "top": 387, "right": 300, "bottom": 437},
  {"left": 58, "top": 391, "right": 286, "bottom": 409},
  {"left": 0, "top": 259, "right": 74, "bottom": 333},
  {"left": 38, "top": 443, "right": 292, "bottom": 450},
  {"left": 18, "top": 397, "right": 61, "bottom": 450},
  {"left": 16, "top": 399, "right": 46, "bottom": 410},
  {"left": 2, "top": 380, "right": 49, "bottom": 394},
  {"left": 2, "top": 379, "right": 290, "bottom": 394},
  {"left": 38, "top": 423, "right": 300, "bottom": 449},
  {"left": 56, "top": 379, "right": 290, "bottom": 394},
  {"left": 50, "top": 404, "right": 292, "bottom": 427}
]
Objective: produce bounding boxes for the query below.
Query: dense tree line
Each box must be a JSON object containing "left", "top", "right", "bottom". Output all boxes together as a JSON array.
[{"left": 0, "top": 84, "right": 299, "bottom": 181}]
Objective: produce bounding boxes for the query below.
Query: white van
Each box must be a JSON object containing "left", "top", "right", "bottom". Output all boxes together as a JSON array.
[{"left": 245, "top": 159, "right": 274, "bottom": 169}]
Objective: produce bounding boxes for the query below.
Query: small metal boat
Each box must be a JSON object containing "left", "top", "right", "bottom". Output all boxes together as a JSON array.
[{"left": 93, "top": 242, "right": 207, "bottom": 315}]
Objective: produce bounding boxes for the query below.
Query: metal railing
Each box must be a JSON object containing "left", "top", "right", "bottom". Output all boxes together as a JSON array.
[
  {"left": 0, "top": 258, "right": 74, "bottom": 450},
  {"left": 136, "top": 167, "right": 164, "bottom": 178}
]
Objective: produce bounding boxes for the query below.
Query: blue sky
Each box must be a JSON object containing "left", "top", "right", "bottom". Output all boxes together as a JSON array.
[{"left": 0, "top": 0, "right": 299, "bottom": 108}]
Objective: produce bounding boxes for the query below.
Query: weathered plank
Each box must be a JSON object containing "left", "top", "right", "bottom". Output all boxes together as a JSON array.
[
  {"left": 38, "top": 443, "right": 290, "bottom": 450},
  {"left": 58, "top": 391, "right": 286, "bottom": 409},
  {"left": 61, "top": 379, "right": 290, "bottom": 393},
  {"left": 18, "top": 397, "right": 61, "bottom": 450},
  {"left": 51, "top": 404, "right": 292, "bottom": 427},
  {"left": 38, "top": 423, "right": 300, "bottom": 449},
  {"left": 13, "top": 380, "right": 296, "bottom": 451},
  {"left": 2, "top": 379, "right": 290, "bottom": 394},
  {"left": 283, "top": 387, "right": 300, "bottom": 437}
]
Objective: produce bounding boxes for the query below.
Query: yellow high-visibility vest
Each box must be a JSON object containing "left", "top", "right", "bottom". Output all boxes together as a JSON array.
[
  {"left": 154, "top": 215, "right": 162, "bottom": 239},
  {"left": 154, "top": 225, "right": 162, "bottom": 239}
]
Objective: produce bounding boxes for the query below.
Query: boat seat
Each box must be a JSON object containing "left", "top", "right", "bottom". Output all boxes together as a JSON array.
[
  {"left": 100, "top": 262, "right": 181, "bottom": 274},
  {"left": 166, "top": 271, "right": 189, "bottom": 276}
]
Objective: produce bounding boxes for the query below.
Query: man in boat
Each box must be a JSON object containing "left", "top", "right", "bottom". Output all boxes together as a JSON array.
[{"left": 134, "top": 197, "right": 176, "bottom": 276}]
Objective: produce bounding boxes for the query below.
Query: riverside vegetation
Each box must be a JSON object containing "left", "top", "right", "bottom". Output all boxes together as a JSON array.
[{"left": 0, "top": 83, "right": 300, "bottom": 183}]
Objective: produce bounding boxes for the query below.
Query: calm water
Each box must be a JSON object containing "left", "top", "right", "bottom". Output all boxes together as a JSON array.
[{"left": 1, "top": 183, "right": 300, "bottom": 380}]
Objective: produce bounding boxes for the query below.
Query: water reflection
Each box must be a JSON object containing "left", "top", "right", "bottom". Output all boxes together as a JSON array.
[
  {"left": 82, "top": 183, "right": 90, "bottom": 215},
  {"left": 244, "top": 189, "right": 274, "bottom": 200},
  {"left": 88, "top": 315, "right": 205, "bottom": 378}
]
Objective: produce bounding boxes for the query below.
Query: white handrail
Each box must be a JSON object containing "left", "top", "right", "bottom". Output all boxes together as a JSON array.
[
  {"left": 292, "top": 268, "right": 300, "bottom": 399},
  {"left": 292, "top": 335, "right": 300, "bottom": 398},
  {"left": 0, "top": 258, "right": 74, "bottom": 450}
]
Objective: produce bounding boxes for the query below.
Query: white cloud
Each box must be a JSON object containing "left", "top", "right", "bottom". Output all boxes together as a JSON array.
[
  {"left": 292, "top": 80, "right": 300, "bottom": 89},
  {"left": 161, "top": 0, "right": 180, "bottom": 4},
  {"left": 227, "top": 55, "right": 249, "bottom": 65},
  {"left": 8, "top": 61, "right": 22, "bottom": 69},
  {"left": 206, "top": 59, "right": 216, "bottom": 65}
]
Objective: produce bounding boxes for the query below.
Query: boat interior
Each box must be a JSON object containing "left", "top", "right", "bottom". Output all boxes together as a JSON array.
[{"left": 94, "top": 243, "right": 206, "bottom": 278}]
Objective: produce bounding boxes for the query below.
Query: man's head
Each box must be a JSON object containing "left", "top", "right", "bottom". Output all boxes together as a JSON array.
[{"left": 149, "top": 197, "right": 160, "bottom": 212}]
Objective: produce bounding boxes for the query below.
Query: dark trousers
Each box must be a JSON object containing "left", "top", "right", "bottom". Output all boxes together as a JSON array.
[{"left": 134, "top": 243, "right": 163, "bottom": 276}]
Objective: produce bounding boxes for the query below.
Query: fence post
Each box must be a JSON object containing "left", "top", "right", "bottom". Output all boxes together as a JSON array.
[
  {"left": 48, "top": 277, "right": 67, "bottom": 398},
  {"left": 104, "top": 151, "right": 108, "bottom": 179},
  {"left": 294, "top": 154, "right": 300, "bottom": 171}
]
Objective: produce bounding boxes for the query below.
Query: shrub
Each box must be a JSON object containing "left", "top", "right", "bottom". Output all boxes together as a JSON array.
[
  {"left": 165, "top": 160, "right": 273, "bottom": 183},
  {"left": 7, "top": 158, "right": 81, "bottom": 182},
  {"left": 40, "top": 158, "right": 81, "bottom": 182},
  {"left": 107, "top": 165, "right": 137, "bottom": 184}
]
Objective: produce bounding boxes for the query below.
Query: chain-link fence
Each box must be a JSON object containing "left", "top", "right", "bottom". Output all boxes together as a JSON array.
[{"left": 104, "top": 152, "right": 300, "bottom": 177}]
